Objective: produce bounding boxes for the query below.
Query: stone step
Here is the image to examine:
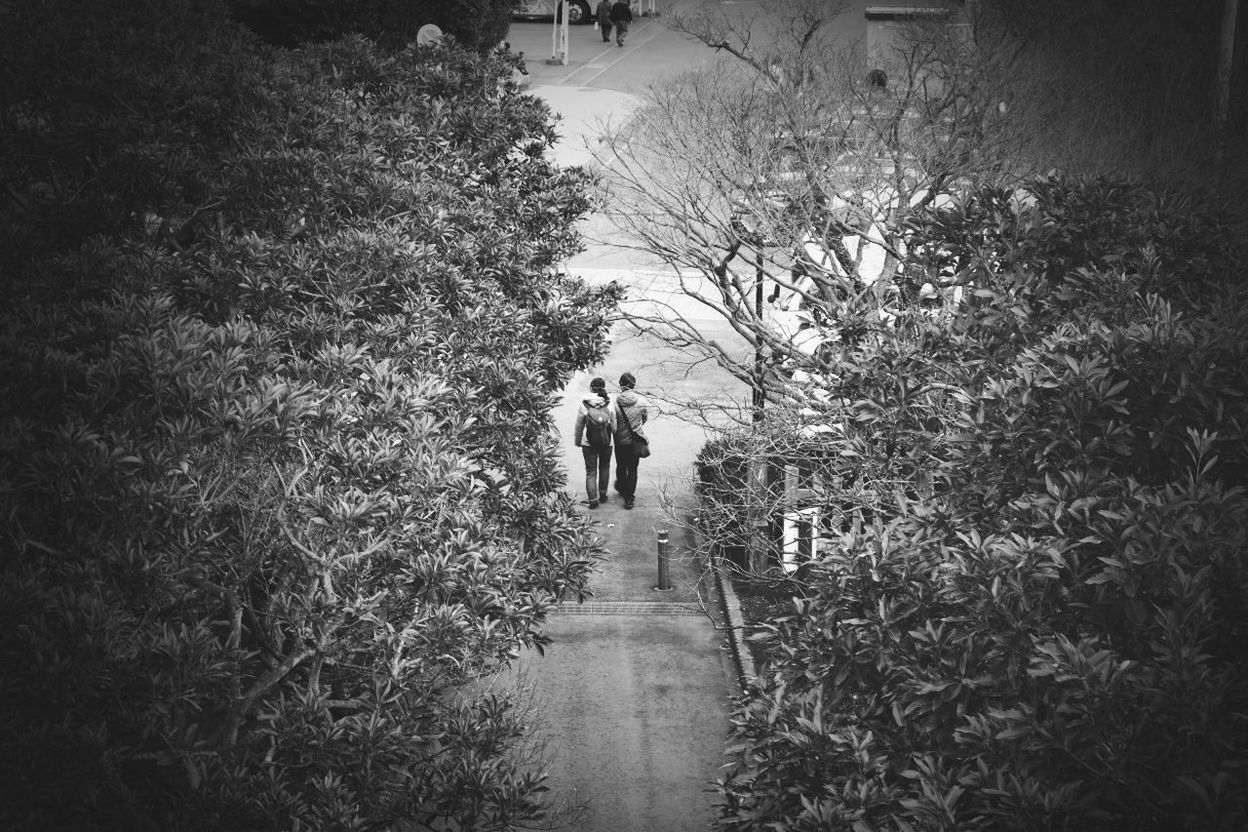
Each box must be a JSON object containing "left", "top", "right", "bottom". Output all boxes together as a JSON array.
[{"left": 552, "top": 599, "right": 704, "bottom": 615}]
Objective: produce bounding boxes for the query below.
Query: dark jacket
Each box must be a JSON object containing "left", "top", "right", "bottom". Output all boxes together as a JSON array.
[
  {"left": 596, "top": 0, "right": 612, "bottom": 24},
  {"left": 609, "top": 1, "right": 632, "bottom": 23},
  {"left": 613, "top": 390, "right": 648, "bottom": 444}
]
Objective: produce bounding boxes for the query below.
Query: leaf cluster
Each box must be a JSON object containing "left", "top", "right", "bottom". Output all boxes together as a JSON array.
[{"left": 1, "top": 2, "right": 615, "bottom": 829}]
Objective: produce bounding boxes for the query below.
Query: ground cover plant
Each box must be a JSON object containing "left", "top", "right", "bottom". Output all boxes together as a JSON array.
[
  {"left": 0, "top": 1, "right": 617, "bottom": 828},
  {"left": 712, "top": 176, "right": 1248, "bottom": 831}
]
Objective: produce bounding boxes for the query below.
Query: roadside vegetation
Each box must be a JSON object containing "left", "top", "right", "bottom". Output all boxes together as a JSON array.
[
  {"left": 604, "top": 0, "right": 1248, "bottom": 829},
  {"left": 0, "top": 0, "right": 617, "bottom": 828},
  {"left": 711, "top": 176, "right": 1248, "bottom": 831}
]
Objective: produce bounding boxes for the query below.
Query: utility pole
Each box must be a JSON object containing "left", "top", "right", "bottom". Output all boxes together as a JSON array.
[{"left": 1214, "top": 0, "right": 1240, "bottom": 166}]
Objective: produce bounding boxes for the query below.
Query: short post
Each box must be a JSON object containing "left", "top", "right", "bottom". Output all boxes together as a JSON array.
[{"left": 654, "top": 529, "right": 673, "bottom": 592}]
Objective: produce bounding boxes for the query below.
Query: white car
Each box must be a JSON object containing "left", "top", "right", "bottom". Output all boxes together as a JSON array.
[{"left": 512, "top": 0, "right": 593, "bottom": 24}]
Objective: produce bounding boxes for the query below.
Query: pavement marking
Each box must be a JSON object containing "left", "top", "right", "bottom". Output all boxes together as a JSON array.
[
  {"left": 567, "top": 265, "right": 708, "bottom": 280},
  {"left": 560, "top": 19, "right": 667, "bottom": 87},
  {"left": 552, "top": 600, "right": 705, "bottom": 615}
]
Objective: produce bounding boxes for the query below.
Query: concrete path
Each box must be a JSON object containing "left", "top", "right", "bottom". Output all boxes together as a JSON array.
[
  {"left": 493, "top": 15, "right": 753, "bottom": 832},
  {"left": 492, "top": 7, "right": 886, "bottom": 826}
]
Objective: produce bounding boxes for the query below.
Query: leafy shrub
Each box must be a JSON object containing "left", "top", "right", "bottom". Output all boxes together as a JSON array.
[
  {"left": 717, "top": 177, "right": 1248, "bottom": 831},
  {"left": 1, "top": 2, "right": 617, "bottom": 829}
]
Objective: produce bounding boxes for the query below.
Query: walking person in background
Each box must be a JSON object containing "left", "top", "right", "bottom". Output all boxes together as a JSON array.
[
  {"left": 574, "top": 377, "right": 616, "bottom": 509},
  {"left": 612, "top": 372, "right": 649, "bottom": 509},
  {"left": 609, "top": 0, "right": 632, "bottom": 47},
  {"left": 595, "top": 0, "right": 613, "bottom": 43}
]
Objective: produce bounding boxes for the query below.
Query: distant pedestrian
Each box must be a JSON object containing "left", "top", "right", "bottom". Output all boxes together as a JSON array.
[
  {"left": 595, "top": 0, "right": 613, "bottom": 43},
  {"left": 609, "top": 0, "right": 632, "bottom": 47},
  {"left": 574, "top": 377, "right": 616, "bottom": 509},
  {"left": 612, "top": 372, "right": 649, "bottom": 509}
]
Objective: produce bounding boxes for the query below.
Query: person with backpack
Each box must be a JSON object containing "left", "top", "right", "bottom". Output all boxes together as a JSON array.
[
  {"left": 612, "top": 371, "right": 649, "bottom": 510},
  {"left": 609, "top": 0, "right": 632, "bottom": 47},
  {"left": 574, "top": 376, "right": 617, "bottom": 509},
  {"left": 595, "top": 0, "right": 613, "bottom": 43}
]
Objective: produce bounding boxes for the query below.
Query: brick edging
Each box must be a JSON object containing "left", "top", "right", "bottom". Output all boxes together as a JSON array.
[
  {"left": 689, "top": 519, "right": 759, "bottom": 693},
  {"left": 713, "top": 556, "right": 759, "bottom": 693}
]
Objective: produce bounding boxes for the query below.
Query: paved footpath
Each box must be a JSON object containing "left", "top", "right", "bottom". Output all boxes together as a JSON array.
[{"left": 490, "top": 16, "right": 751, "bottom": 832}]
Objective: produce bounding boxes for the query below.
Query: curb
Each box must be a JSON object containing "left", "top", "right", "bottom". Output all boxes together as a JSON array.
[
  {"left": 691, "top": 520, "right": 758, "bottom": 693},
  {"left": 713, "top": 555, "right": 759, "bottom": 693}
]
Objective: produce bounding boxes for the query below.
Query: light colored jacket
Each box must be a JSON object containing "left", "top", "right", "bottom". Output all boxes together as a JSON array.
[{"left": 613, "top": 390, "right": 648, "bottom": 444}]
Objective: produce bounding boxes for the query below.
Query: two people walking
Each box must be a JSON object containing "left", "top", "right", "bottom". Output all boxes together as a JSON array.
[
  {"left": 574, "top": 372, "right": 648, "bottom": 510},
  {"left": 597, "top": 0, "right": 632, "bottom": 46}
]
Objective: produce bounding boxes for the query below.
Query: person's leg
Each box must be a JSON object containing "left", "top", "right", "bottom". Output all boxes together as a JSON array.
[
  {"left": 617, "top": 445, "right": 638, "bottom": 506},
  {"left": 616, "top": 19, "right": 628, "bottom": 45},
  {"left": 613, "top": 443, "right": 625, "bottom": 495},
  {"left": 582, "top": 446, "right": 599, "bottom": 506},
  {"left": 597, "top": 446, "right": 613, "bottom": 501},
  {"left": 625, "top": 452, "right": 639, "bottom": 507},
  {"left": 602, "top": 22, "right": 611, "bottom": 41}
]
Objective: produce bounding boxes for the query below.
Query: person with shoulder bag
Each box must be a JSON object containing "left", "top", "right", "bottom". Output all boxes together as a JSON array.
[
  {"left": 574, "top": 377, "right": 617, "bottom": 509},
  {"left": 612, "top": 371, "right": 649, "bottom": 509}
]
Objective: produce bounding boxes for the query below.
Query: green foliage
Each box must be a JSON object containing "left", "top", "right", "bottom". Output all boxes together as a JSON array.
[
  {"left": 716, "top": 177, "right": 1248, "bottom": 831},
  {"left": 1, "top": 1, "right": 616, "bottom": 829},
  {"left": 229, "top": 0, "right": 519, "bottom": 52}
]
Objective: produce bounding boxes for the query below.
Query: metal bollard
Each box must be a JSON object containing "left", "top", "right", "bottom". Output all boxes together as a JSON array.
[{"left": 654, "top": 529, "right": 673, "bottom": 592}]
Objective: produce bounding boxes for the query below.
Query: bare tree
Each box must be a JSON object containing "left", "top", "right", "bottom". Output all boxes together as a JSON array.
[{"left": 596, "top": 0, "right": 1028, "bottom": 417}]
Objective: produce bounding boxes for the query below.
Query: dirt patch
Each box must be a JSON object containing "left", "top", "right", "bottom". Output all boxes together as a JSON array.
[{"left": 730, "top": 578, "right": 797, "bottom": 673}]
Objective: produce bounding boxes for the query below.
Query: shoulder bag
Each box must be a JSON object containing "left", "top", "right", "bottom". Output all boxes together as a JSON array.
[{"left": 618, "top": 404, "right": 651, "bottom": 458}]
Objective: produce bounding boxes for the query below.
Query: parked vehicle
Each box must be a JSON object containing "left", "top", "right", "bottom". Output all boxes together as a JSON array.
[{"left": 512, "top": 0, "right": 592, "bottom": 24}]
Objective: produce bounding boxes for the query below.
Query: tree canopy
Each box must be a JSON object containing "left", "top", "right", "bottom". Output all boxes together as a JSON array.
[
  {"left": 598, "top": 0, "right": 1032, "bottom": 418},
  {"left": 599, "top": 0, "right": 1246, "bottom": 419},
  {"left": 1, "top": 1, "right": 617, "bottom": 828}
]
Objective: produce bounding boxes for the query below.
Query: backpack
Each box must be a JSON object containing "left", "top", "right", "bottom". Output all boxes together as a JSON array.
[{"left": 585, "top": 402, "right": 612, "bottom": 448}]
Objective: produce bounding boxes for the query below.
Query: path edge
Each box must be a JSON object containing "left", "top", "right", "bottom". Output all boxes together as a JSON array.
[{"left": 689, "top": 519, "right": 759, "bottom": 693}]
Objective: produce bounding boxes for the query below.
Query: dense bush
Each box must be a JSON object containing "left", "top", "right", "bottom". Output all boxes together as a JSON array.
[
  {"left": 1, "top": 1, "right": 617, "bottom": 828},
  {"left": 229, "top": 0, "right": 518, "bottom": 52},
  {"left": 717, "top": 177, "right": 1248, "bottom": 831}
]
